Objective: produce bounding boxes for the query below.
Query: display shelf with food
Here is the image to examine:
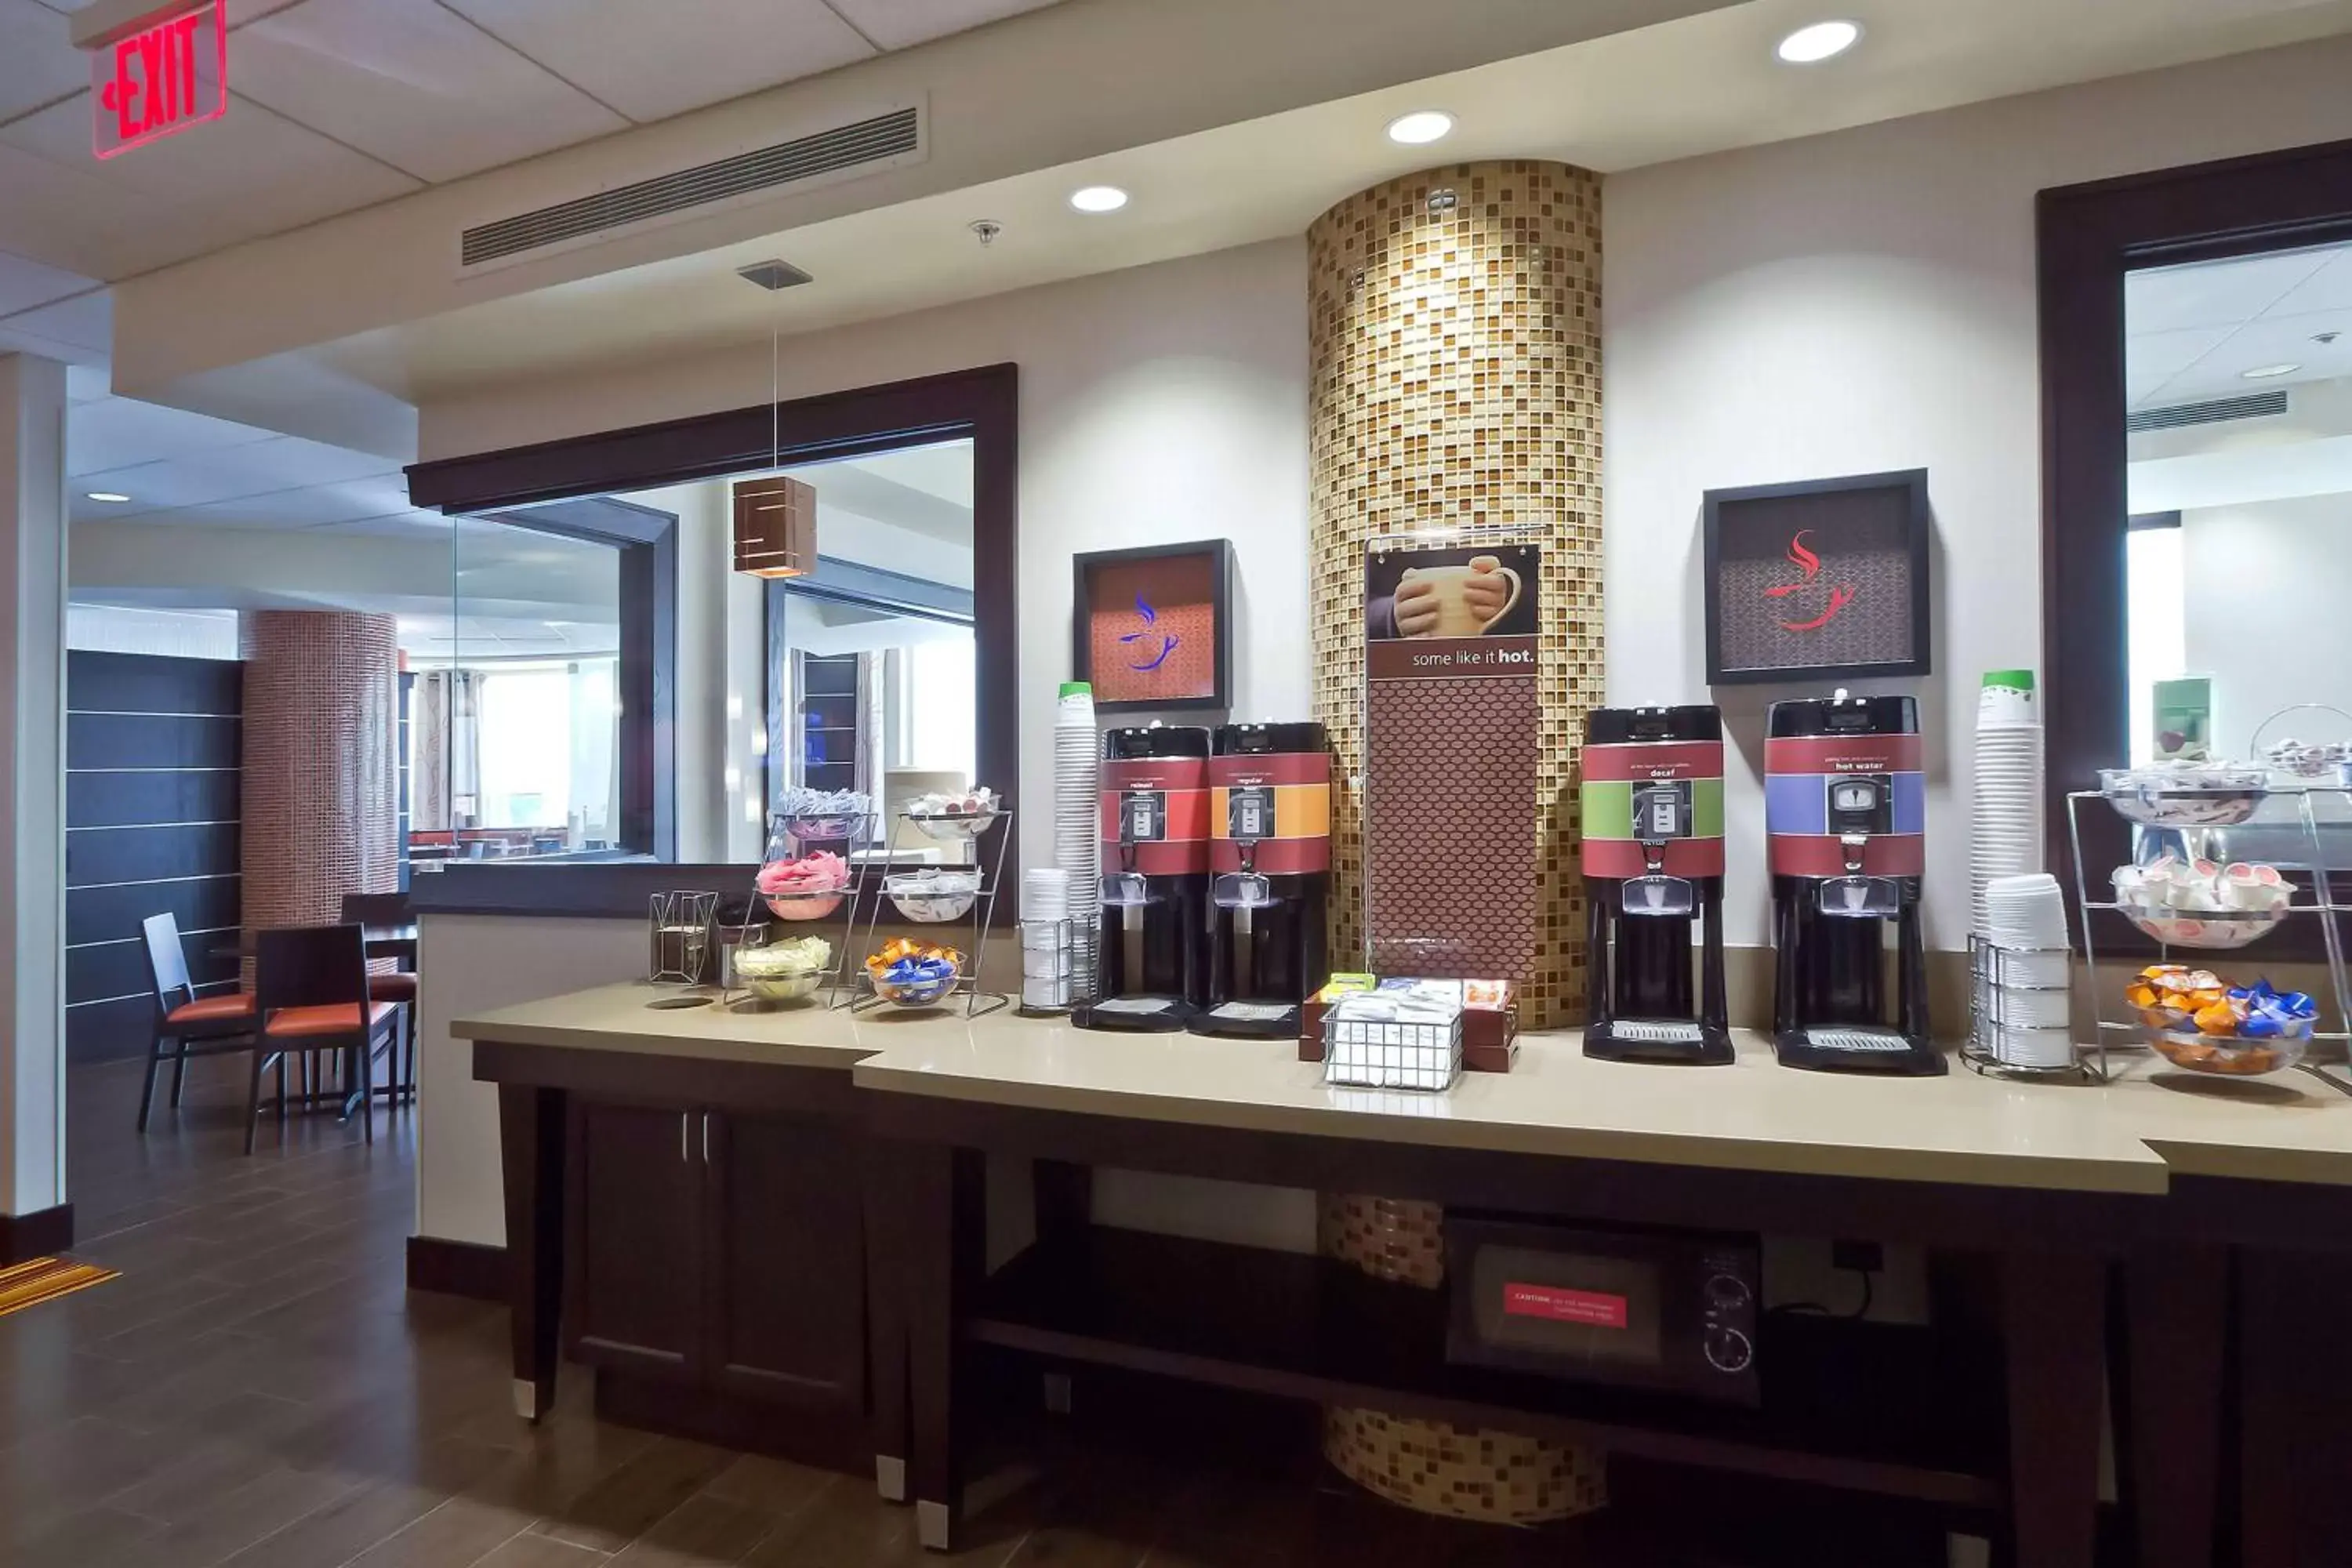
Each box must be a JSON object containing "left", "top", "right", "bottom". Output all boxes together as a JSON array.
[
  {"left": 2066, "top": 782, "right": 2352, "bottom": 1090},
  {"left": 842, "top": 803, "right": 1014, "bottom": 1018}
]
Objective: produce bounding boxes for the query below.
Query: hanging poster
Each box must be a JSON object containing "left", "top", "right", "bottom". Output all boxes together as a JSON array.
[{"left": 1363, "top": 539, "right": 1542, "bottom": 982}]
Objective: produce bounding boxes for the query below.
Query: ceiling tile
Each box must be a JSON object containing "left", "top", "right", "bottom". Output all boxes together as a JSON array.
[
  {"left": 2127, "top": 249, "right": 2335, "bottom": 335},
  {"left": 74, "top": 434, "right": 399, "bottom": 519},
  {"left": 2257, "top": 248, "right": 2352, "bottom": 321},
  {"left": 67, "top": 394, "right": 278, "bottom": 475},
  {"left": 0, "top": 246, "right": 94, "bottom": 317},
  {"left": 2125, "top": 325, "right": 2230, "bottom": 392},
  {"left": 0, "top": 94, "right": 422, "bottom": 274},
  {"left": 233, "top": 0, "right": 630, "bottom": 183},
  {"left": 441, "top": 0, "right": 873, "bottom": 123},
  {"left": 2146, "top": 307, "right": 2352, "bottom": 402},
  {"left": 5, "top": 285, "right": 108, "bottom": 353},
  {"left": 324, "top": 510, "right": 453, "bottom": 539},
  {"left": 822, "top": 0, "right": 1062, "bottom": 51},
  {"left": 184, "top": 474, "right": 417, "bottom": 528},
  {"left": 0, "top": 0, "right": 88, "bottom": 121},
  {"left": 0, "top": 141, "right": 155, "bottom": 278}
]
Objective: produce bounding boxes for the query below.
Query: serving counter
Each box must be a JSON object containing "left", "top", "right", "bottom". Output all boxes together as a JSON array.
[{"left": 456, "top": 988, "right": 2352, "bottom": 1568}]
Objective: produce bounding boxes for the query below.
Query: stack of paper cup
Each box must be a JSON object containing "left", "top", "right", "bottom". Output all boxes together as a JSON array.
[
  {"left": 1053, "top": 683, "right": 1101, "bottom": 1000},
  {"left": 1980, "top": 873, "right": 2072, "bottom": 1068},
  {"left": 1020, "top": 869, "right": 1073, "bottom": 1011},
  {"left": 1972, "top": 670, "right": 2046, "bottom": 943}
]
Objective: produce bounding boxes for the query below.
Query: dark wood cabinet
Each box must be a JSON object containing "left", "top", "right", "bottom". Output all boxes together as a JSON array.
[
  {"left": 705, "top": 1113, "right": 866, "bottom": 1406},
  {"left": 562, "top": 1098, "right": 865, "bottom": 1417},
  {"left": 564, "top": 1101, "right": 704, "bottom": 1381}
]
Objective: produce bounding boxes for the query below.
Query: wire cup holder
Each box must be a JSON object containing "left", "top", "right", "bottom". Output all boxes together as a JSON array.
[{"left": 1965, "top": 936, "right": 2094, "bottom": 1082}]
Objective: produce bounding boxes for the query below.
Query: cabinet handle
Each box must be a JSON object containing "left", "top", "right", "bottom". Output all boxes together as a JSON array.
[
  {"left": 681, "top": 1112, "right": 690, "bottom": 1162},
  {"left": 702, "top": 1112, "right": 712, "bottom": 1165}
]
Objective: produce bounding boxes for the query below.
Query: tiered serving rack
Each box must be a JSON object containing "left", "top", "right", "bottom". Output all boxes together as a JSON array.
[
  {"left": 2060, "top": 775, "right": 2352, "bottom": 1088},
  {"left": 838, "top": 806, "right": 1012, "bottom": 1019}
]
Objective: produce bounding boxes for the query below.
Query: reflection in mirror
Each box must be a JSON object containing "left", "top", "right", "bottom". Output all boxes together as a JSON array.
[
  {"left": 2125, "top": 239, "right": 2352, "bottom": 856},
  {"left": 419, "top": 517, "right": 622, "bottom": 864}
]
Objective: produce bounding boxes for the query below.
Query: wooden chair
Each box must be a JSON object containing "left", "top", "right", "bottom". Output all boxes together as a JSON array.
[
  {"left": 137, "top": 912, "right": 256, "bottom": 1133},
  {"left": 341, "top": 892, "right": 418, "bottom": 1105},
  {"left": 252, "top": 924, "right": 399, "bottom": 1155}
]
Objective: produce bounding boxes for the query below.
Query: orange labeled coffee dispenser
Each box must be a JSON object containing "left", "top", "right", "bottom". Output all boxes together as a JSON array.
[
  {"left": 1192, "top": 722, "right": 1330, "bottom": 1039},
  {"left": 1077, "top": 724, "right": 1210, "bottom": 1032}
]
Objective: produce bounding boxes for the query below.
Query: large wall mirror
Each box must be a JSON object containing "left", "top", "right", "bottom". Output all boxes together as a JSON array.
[
  {"left": 405, "top": 365, "right": 1015, "bottom": 869},
  {"left": 2042, "top": 140, "right": 2352, "bottom": 940}
]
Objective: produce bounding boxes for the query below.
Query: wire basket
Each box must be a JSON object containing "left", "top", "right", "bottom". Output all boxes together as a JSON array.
[
  {"left": 1323, "top": 1002, "right": 1462, "bottom": 1092},
  {"left": 1964, "top": 935, "right": 2094, "bottom": 1081},
  {"left": 648, "top": 891, "right": 719, "bottom": 986}
]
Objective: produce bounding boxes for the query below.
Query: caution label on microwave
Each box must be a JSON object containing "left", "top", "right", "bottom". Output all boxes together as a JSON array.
[{"left": 1502, "top": 1283, "right": 1629, "bottom": 1329}]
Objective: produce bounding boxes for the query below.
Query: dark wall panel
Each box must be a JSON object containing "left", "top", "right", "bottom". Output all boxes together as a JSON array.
[
  {"left": 66, "top": 650, "right": 245, "bottom": 1063},
  {"left": 65, "top": 821, "right": 238, "bottom": 887},
  {"left": 67, "top": 769, "right": 239, "bottom": 829},
  {"left": 68, "top": 712, "right": 239, "bottom": 771}
]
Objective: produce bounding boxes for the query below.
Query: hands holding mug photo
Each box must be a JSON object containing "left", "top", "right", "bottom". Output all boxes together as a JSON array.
[{"left": 1392, "top": 554, "right": 1520, "bottom": 638}]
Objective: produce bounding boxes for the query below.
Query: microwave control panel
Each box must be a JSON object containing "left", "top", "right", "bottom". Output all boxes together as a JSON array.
[{"left": 1698, "top": 1246, "right": 1758, "bottom": 1376}]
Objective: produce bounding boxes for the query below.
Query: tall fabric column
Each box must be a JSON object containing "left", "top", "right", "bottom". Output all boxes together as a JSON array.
[
  {"left": 239, "top": 612, "right": 401, "bottom": 942},
  {"left": 0, "top": 354, "right": 68, "bottom": 1259},
  {"left": 1306, "top": 163, "right": 1605, "bottom": 1523}
]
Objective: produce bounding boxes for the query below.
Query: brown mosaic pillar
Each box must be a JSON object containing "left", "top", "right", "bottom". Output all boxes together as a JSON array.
[
  {"left": 1307, "top": 162, "right": 1606, "bottom": 1524},
  {"left": 239, "top": 612, "right": 401, "bottom": 942},
  {"left": 1308, "top": 159, "right": 1602, "bottom": 1030}
]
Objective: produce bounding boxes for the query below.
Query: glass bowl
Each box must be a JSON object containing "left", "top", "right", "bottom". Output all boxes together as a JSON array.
[
  {"left": 784, "top": 814, "right": 863, "bottom": 844},
  {"left": 2146, "top": 1020, "right": 2310, "bottom": 1076},
  {"left": 906, "top": 806, "right": 1001, "bottom": 843},
  {"left": 764, "top": 889, "right": 845, "bottom": 922},
  {"left": 741, "top": 970, "right": 826, "bottom": 1003},
  {"left": 2098, "top": 768, "right": 2267, "bottom": 827},
  {"left": 871, "top": 962, "right": 959, "bottom": 1007},
  {"left": 2121, "top": 908, "right": 2286, "bottom": 950},
  {"left": 885, "top": 870, "right": 982, "bottom": 923}
]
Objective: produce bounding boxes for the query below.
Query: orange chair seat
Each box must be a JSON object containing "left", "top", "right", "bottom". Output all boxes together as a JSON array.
[
  {"left": 265, "top": 1000, "right": 397, "bottom": 1038},
  {"left": 165, "top": 992, "right": 255, "bottom": 1025},
  {"left": 372, "top": 971, "right": 419, "bottom": 1003}
]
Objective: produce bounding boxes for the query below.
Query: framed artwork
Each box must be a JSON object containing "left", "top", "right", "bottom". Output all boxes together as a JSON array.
[
  {"left": 1072, "top": 539, "right": 1232, "bottom": 712},
  {"left": 1702, "top": 468, "right": 1931, "bottom": 685}
]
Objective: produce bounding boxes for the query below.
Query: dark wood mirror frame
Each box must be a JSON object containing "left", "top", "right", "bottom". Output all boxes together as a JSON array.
[
  {"left": 405, "top": 363, "right": 1018, "bottom": 870},
  {"left": 2040, "top": 140, "right": 2352, "bottom": 942}
]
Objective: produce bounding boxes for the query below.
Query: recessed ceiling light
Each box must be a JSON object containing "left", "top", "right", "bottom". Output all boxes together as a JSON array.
[
  {"left": 1386, "top": 110, "right": 1454, "bottom": 146},
  {"left": 1776, "top": 20, "right": 1862, "bottom": 64},
  {"left": 2241, "top": 363, "right": 2302, "bottom": 379},
  {"left": 1069, "top": 185, "right": 1128, "bottom": 214},
  {"left": 86, "top": 492, "right": 130, "bottom": 503}
]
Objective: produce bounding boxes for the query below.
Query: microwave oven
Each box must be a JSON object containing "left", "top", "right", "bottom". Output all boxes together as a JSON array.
[{"left": 1444, "top": 1215, "right": 1761, "bottom": 1406}]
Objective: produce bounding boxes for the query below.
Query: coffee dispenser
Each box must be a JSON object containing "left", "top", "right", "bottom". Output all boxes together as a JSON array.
[
  {"left": 1077, "top": 724, "right": 1209, "bottom": 1032},
  {"left": 1767, "top": 691, "right": 1940, "bottom": 1075},
  {"left": 1581, "top": 706, "right": 1731, "bottom": 1065},
  {"left": 1192, "top": 722, "right": 1330, "bottom": 1039}
]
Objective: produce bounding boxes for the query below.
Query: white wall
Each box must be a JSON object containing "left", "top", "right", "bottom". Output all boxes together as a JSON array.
[
  {"left": 425, "top": 239, "right": 1314, "bottom": 873},
  {"left": 2182, "top": 495, "right": 2352, "bottom": 760},
  {"left": 1604, "top": 38, "right": 2352, "bottom": 950}
]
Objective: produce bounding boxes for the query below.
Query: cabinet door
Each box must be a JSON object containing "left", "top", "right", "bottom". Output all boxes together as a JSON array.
[
  {"left": 564, "top": 1100, "right": 703, "bottom": 1382},
  {"left": 703, "top": 1111, "right": 866, "bottom": 1409}
]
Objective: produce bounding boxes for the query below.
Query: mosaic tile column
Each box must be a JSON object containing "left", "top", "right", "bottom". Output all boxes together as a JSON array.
[
  {"left": 1308, "top": 160, "right": 1602, "bottom": 1030},
  {"left": 1308, "top": 163, "right": 1605, "bottom": 1525},
  {"left": 239, "top": 612, "right": 401, "bottom": 942}
]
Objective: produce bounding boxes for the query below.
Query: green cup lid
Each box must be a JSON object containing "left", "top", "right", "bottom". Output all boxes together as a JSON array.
[
  {"left": 1982, "top": 669, "right": 2035, "bottom": 691},
  {"left": 1058, "top": 681, "right": 1093, "bottom": 698}
]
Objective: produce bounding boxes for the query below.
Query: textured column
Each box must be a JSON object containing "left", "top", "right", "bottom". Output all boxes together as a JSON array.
[
  {"left": 0, "top": 354, "right": 67, "bottom": 1229},
  {"left": 1308, "top": 160, "right": 1602, "bottom": 1030},
  {"left": 239, "top": 612, "right": 400, "bottom": 938},
  {"left": 1307, "top": 163, "right": 1605, "bottom": 1525}
]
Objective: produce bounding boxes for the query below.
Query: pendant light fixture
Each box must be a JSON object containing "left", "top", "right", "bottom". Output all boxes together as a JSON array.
[{"left": 731, "top": 266, "right": 817, "bottom": 577}]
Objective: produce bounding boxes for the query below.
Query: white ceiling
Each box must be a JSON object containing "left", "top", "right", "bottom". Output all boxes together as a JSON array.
[
  {"left": 0, "top": 0, "right": 1067, "bottom": 280},
  {"left": 2128, "top": 241, "right": 2352, "bottom": 406},
  {"left": 303, "top": 0, "right": 2352, "bottom": 407}
]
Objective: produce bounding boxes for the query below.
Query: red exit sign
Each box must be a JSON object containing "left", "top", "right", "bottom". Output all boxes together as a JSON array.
[{"left": 90, "top": 0, "right": 227, "bottom": 160}]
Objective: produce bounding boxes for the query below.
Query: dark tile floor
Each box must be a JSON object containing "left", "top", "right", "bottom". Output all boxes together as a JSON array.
[{"left": 2, "top": 1055, "right": 1922, "bottom": 1568}]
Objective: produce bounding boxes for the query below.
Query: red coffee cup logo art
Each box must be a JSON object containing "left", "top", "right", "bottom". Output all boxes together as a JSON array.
[{"left": 1761, "top": 530, "right": 1856, "bottom": 632}]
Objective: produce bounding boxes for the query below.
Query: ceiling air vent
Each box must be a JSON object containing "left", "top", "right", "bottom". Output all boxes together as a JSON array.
[
  {"left": 459, "top": 104, "right": 924, "bottom": 271},
  {"left": 2126, "top": 390, "right": 2288, "bottom": 434}
]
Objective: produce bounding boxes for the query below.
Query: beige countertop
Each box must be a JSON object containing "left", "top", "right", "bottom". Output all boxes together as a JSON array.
[{"left": 454, "top": 985, "right": 2352, "bottom": 1192}]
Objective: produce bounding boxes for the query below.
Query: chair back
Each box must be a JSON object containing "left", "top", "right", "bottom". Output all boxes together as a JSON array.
[
  {"left": 339, "top": 891, "right": 412, "bottom": 927},
  {"left": 254, "top": 924, "right": 372, "bottom": 1016},
  {"left": 142, "top": 912, "right": 196, "bottom": 1011}
]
